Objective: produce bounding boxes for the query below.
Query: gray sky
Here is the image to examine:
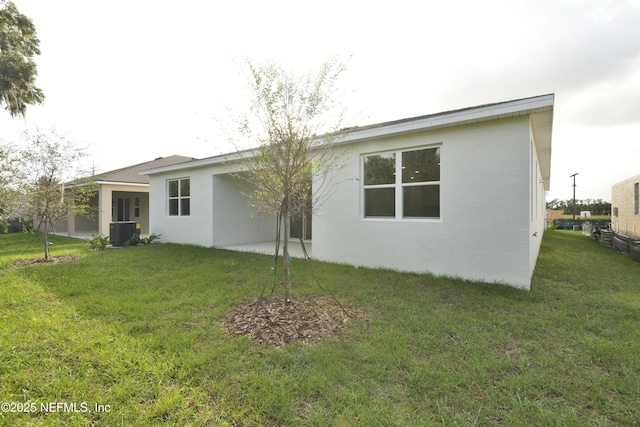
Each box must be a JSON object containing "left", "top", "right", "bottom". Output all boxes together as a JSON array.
[{"left": 2, "top": 0, "right": 639, "bottom": 201}]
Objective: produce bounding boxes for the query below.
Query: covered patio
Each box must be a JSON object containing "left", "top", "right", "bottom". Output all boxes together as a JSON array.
[{"left": 222, "top": 240, "right": 312, "bottom": 259}]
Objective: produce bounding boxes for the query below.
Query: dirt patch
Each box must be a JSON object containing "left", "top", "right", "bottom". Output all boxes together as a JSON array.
[
  {"left": 221, "top": 295, "right": 365, "bottom": 348},
  {"left": 9, "top": 255, "right": 79, "bottom": 267}
]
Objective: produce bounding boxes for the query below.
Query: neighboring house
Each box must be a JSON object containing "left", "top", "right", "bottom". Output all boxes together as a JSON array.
[
  {"left": 611, "top": 173, "right": 640, "bottom": 238},
  {"left": 143, "top": 94, "right": 554, "bottom": 290},
  {"left": 53, "top": 155, "right": 194, "bottom": 238}
]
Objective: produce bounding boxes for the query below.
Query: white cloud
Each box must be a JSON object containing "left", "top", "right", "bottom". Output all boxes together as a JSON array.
[
  {"left": 560, "top": 56, "right": 640, "bottom": 126},
  {"left": 2, "top": 0, "right": 640, "bottom": 201}
]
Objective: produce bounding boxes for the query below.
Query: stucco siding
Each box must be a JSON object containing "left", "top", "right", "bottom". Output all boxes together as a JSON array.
[
  {"left": 211, "top": 174, "right": 275, "bottom": 246},
  {"left": 313, "top": 116, "right": 534, "bottom": 288},
  {"left": 529, "top": 123, "right": 547, "bottom": 280},
  {"left": 149, "top": 168, "right": 275, "bottom": 248},
  {"left": 149, "top": 168, "right": 214, "bottom": 247}
]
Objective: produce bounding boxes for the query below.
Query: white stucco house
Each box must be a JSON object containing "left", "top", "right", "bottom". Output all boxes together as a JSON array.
[{"left": 143, "top": 94, "right": 554, "bottom": 290}]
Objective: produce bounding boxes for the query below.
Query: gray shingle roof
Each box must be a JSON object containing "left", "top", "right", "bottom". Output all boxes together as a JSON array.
[{"left": 93, "top": 155, "right": 195, "bottom": 184}]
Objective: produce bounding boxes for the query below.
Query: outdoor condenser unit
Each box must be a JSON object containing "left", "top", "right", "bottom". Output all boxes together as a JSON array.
[{"left": 109, "top": 222, "right": 141, "bottom": 246}]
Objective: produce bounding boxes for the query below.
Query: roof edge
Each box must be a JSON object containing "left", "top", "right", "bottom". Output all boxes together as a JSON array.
[
  {"left": 142, "top": 94, "right": 555, "bottom": 175},
  {"left": 337, "top": 94, "right": 554, "bottom": 143}
]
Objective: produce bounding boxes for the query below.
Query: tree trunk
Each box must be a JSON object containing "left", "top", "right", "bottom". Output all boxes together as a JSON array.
[
  {"left": 43, "top": 214, "right": 50, "bottom": 260},
  {"left": 282, "top": 209, "right": 291, "bottom": 304}
]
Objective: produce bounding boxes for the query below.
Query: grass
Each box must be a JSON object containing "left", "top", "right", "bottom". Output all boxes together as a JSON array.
[{"left": 0, "top": 230, "right": 639, "bottom": 426}]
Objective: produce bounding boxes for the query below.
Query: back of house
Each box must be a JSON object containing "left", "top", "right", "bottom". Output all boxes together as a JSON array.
[{"left": 143, "top": 94, "right": 554, "bottom": 290}]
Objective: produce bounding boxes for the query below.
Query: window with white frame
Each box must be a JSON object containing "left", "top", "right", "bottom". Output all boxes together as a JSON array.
[
  {"left": 363, "top": 146, "right": 440, "bottom": 219},
  {"left": 168, "top": 178, "right": 190, "bottom": 216}
]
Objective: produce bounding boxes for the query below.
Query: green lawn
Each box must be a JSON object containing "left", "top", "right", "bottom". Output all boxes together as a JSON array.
[{"left": 0, "top": 231, "right": 638, "bottom": 426}]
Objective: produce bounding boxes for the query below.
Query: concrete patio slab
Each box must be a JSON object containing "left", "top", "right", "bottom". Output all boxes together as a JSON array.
[{"left": 222, "top": 240, "right": 312, "bottom": 259}]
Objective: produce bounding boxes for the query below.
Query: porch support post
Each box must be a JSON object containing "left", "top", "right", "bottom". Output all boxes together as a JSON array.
[
  {"left": 67, "top": 196, "right": 76, "bottom": 237},
  {"left": 98, "top": 185, "right": 113, "bottom": 235}
]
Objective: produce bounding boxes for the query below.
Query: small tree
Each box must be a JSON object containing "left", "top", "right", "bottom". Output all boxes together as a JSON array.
[
  {"left": 0, "top": 1, "right": 45, "bottom": 118},
  {"left": 230, "top": 56, "right": 349, "bottom": 303},
  {"left": 0, "top": 140, "right": 20, "bottom": 230},
  {"left": 17, "top": 128, "right": 95, "bottom": 259}
]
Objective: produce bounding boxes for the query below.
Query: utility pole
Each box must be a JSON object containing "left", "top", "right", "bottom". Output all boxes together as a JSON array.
[{"left": 570, "top": 173, "right": 578, "bottom": 230}]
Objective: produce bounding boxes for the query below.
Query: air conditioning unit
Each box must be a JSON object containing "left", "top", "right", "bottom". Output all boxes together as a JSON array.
[{"left": 109, "top": 222, "right": 140, "bottom": 246}]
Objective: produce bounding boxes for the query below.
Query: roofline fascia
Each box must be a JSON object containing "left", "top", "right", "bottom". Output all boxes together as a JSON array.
[
  {"left": 335, "top": 94, "right": 554, "bottom": 144},
  {"left": 141, "top": 148, "right": 257, "bottom": 176},
  {"left": 95, "top": 181, "right": 149, "bottom": 187},
  {"left": 141, "top": 94, "right": 554, "bottom": 176}
]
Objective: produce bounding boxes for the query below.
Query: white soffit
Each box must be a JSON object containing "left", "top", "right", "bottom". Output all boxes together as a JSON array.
[{"left": 531, "top": 108, "right": 554, "bottom": 191}]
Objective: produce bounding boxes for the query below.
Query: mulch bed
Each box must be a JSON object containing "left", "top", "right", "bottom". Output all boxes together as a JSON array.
[
  {"left": 221, "top": 295, "right": 365, "bottom": 348},
  {"left": 9, "top": 255, "right": 79, "bottom": 267}
]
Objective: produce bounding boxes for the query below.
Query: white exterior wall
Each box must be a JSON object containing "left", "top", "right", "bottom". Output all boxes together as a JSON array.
[
  {"left": 149, "top": 167, "right": 214, "bottom": 246},
  {"left": 313, "top": 116, "right": 537, "bottom": 288},
  {"left": 148, "top": 166, "right": 275, "bottom": 247},
  {"left": 211, "top": 174, "right": 274, "bottom": 246},
  {"left": 529, "top": 125, "right": 547, "bottom": 278}
]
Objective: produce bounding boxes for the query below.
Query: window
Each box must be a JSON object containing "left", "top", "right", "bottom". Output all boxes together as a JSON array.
[
  {"left": 134, "top": 197, "right": 140, "bottom": 218},
  {"left": 168, "top": 178, "right": 190, "bottom": 216},
  {"left": 363, "top": 146, "right": 440, "bottom": 219},
  {"left": 116, "top": 198, "right": 130, "bottom": 221},
  {"left": 635, "top": 183, "right": 639, "bottom": 215},
  {"left": 363, "top": 153, "right": 396, "bottom": 217}
]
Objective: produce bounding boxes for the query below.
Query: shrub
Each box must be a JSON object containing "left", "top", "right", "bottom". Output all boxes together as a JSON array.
[
  {"left": 141, "top": 233, "right": 162, "bottom": 245},
  {"left": 123, "top": 233, "right": 140, "bottom": 247},
  {"left": 88, "top": 233, "right": 110, "bottom": 250},
  {"left": 123, "top": 233, "right": 161, "bottom": 247}
]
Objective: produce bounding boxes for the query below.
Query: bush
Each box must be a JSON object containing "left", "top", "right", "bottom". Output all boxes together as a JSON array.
[
  {"left": 140, "top": 233, "right": 162, "bottom": 245},
  {"left": 124, "top": 233, "right": 161, "bottom": 247},
  {"left": 123, "top": 233, "right": 140, "bottom": 247},
  {"left": 88, "top": 233, "right": 110, "bottom": 250}
]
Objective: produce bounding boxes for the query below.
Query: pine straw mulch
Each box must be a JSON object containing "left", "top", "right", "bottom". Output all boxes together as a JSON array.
[
  {"left": 8, "top": 255, "right": 79, "bottom": 267},
  {"left": 221, "top": 294, "right": 365, "bottom": 348}
]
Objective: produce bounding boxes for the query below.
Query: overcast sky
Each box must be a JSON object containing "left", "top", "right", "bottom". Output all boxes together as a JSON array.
[{"left": 2, "top": 0, "right": 639, "bottom": 201}]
